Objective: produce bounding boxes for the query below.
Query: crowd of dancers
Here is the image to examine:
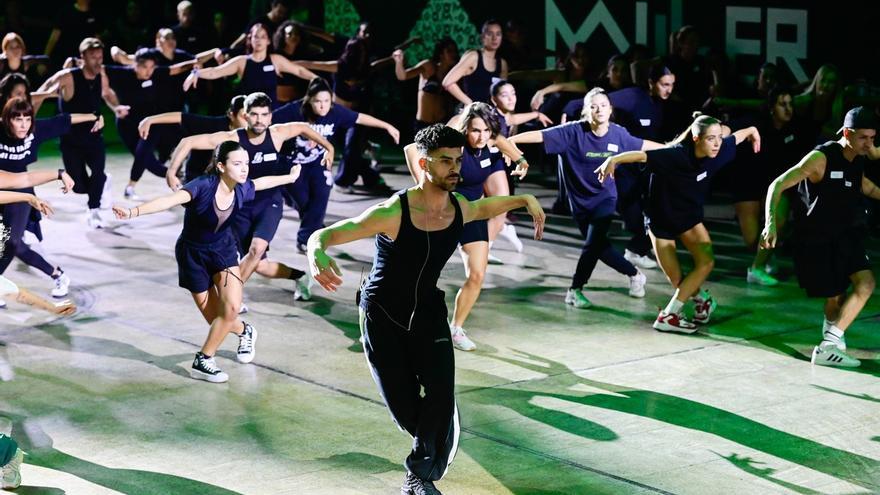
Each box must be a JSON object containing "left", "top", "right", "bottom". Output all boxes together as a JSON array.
[{"left": 1, "top": 5, "right": 879, "bottom": 494}]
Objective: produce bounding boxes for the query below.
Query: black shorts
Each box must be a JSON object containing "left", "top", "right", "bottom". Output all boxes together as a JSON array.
[
  {"left": 460, "top": 219, "right": 488, "bottom": 245},
  {"left": 233, "top": 196, "right": 284, "bottom": 256},
  {"left": 175, "top": 235, "right": 239, "bottom": 293},
  {"left": 645, "top": 216, "right": 701, "bottom": 240},
  {"left": 793, "top": 234, "right": 872, "bottom": 298}
]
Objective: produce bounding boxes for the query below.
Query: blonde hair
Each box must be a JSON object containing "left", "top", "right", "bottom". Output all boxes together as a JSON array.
[
  {"left": 669, "top": 112, "right": 721, "bottom": 146},
  {"left": 579, "top": 87, "right": 610, "bottom": 123},
  {"left": 1, "top": 33, "right": 25, "bottom": 56}
]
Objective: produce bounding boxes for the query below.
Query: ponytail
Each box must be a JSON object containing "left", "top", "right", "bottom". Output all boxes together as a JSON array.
[
  {"left": 206, "top": 140, "right": 244, "bottom": 175},
  {"left": 669, "top": 111, "right": 721, "bottom": 146}
]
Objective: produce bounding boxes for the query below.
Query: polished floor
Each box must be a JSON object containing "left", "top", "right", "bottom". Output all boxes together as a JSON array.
[{"left": 1, "top": 152, "right": 879, "bottom": 494}]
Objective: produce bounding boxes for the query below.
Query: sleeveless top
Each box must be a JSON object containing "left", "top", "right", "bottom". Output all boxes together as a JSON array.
[
  {"left": 795, "top": 141, "right": 867, "bottom": 239},
  {"left": 461, "top": 50, "right": 500, "bottom": 103},
  {"left": 59, "top": 68, "right": 102, "bottom": 138},
  {"left": 360, "top": 190, "right": 464, "bottom": 327},
  {"left": 236, "top": 128, "right": 284, "bottom": 202},
  {"left": 241, "top": 56, "right": 277, "bottom": 105}
]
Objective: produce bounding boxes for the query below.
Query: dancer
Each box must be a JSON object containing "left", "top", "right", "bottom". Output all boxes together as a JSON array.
[
  {"left": 393, "top": 37, "right": 460, "bottom": 133},
  {"left": 183, "top": 23, "right": 316, "bottom": 108},
  {"left": 166, "top": 92, "right": 333, "bottom": 298},
  {"left": 307, "top": 124, "right": 544, "bottom": 494},
  {"left": 442, "top": 19, "right": 507, "bottom": 105},
  {"left": 761, "top": 107, "right": 880, "bottom": 367},
  {"left": 273, "top": 77, "right": 400, "bottom": 253},
  {"left": 113, "top": 141, "right": 302, "bottom": 382},
  {"left": 0, "top": 97, "right": 97, "bottom": 303},
  {"left": 511, "top": 88, "right": 667, "bottom": 307},
  {"left": 0, "top": 73, "right": 59, "bottom": 121},
  {"left": 597, "top": 114, "right": 760, "bottom": 333}
]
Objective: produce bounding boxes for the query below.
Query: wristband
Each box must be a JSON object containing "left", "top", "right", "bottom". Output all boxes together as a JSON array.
[
  {"left": 57, "top": 169, "right": 64, "bottom": 180},
  {"left": 514, "top": 156, "right": 528, "bottom": 165}
]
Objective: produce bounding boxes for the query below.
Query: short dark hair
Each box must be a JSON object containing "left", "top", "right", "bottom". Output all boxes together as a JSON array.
[
  {"left": 766, "top": 86, "right": 792, "bottom": 110},
  {"left": 648, "top": 63, "right": 673, "bottom": 83},
  {"left": 208, "top": 140, "right": 245, "bottom": 175},
  {"left": 414, "top": 124, "right": 465, "bottom": 155},
  {"left": 244, "top": 92, "right": 272, "bottom": 112},
  {"left": 134, "top": 47, "right": 156, "bottom": 64},
  {"left": 2, "top": 97, "right": 35, "bottom": 137},
  {"left": 0, "top": 73, "right": 30, "bottom": 108},
  {"left": 229, "top": 95, "right": 247, "bottom": 115},
  {"left": 490, "top": 78, "right": 512, "bottom": 98}
]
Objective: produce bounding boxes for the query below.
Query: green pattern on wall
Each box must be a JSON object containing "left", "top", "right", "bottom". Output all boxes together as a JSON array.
[
  {"left": 405, "top": 0, "right": 480, "bottom": 65},
  {"left": 325, "top": 0, "right": 362, "bottom": 37}
]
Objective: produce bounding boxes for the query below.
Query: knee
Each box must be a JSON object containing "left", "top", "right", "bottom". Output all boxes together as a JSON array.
[
  {"left": 218, "top": 300, "right": 240, "bottom": 319},
  {"left": 854, "top": 277, "right": 876, "bottom": 298},
  {"left": 247, "top": 242, "right": 267, "bottom": 259},
  {"left": 466, "top": 268, "right": 486, "bottom": 286},
  {"left": 4, "top": 237, "right": 23, "bottom": 254}
]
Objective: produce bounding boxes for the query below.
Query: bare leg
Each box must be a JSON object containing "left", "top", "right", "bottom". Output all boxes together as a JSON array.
[
  {"left": 676, "top": 224, "right": 714, "bottom": 302},
  {"left": 650, "top": 233, "right": 682, "bottom": 289},
  {"left": 238, "top": 238, "right": 269, "bottom": 283},
  {"left": 451, "top": 241, "right": 489, "bottom": 328},
  {"left": 190, "top": 287, "right": 219, "bottom": 324},
  {"left": 483, "top": 171, "right": 509, "bottom": 242},
  {"left": 835, "top": 270, "right": 876, "bottom": 331},
  {"left": 254, "top": 260, "right": 298, "bottom": 279},
  {"left": 823, "top": 294, "right": 845, "bottom": 323},
  {"left": 201, "top": 267, "right": 245, "bottom": 356},
  {"left": 734, "top": 200, "right": 761, "bottom": 251}
]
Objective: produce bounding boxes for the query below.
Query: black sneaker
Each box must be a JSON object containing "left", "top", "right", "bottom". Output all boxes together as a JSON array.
[
  {"left": 296, "top": 242, "right": 307, "bottom": 254},
  {"left": 236, "top": 322, "right": 257, "bottom": 364},
  {"left": 401, "top": 472, "right": 442, "bottom": 495},
  {"left": 191, "top": 353, "right": 229, "bottom": 383}
]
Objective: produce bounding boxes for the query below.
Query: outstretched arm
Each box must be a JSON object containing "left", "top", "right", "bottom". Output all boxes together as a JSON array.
[
  {"left": 167, "top": 131, "right": 236, "bottom": 189},
  {"left": 183, "top": 56, "right": 245, "bottom": 91},
  {"left": 462, "top": 193, "right": 545, "bottom": 239},
  {"left": 595, "top": 151, "right": 648, "bottom": 183},
  {"left": 0, "top": 191, "right": 54, "bottom": 216},
  {"left": 492, "top": 134, "right": 530, "bottom": 178},
  {"left": 295, "top": 60, "right": 339, "bottom": 73},
  {"left": 0, "top": 169, "right": 74, "bottom": 193},
  {"left": 253, "top": 165, "right": 302, "bottom": 191},
  {"left": 356, "top": 113, "right": 400, "bottom": 145},
  {"left": 271, "top": 123, "right": 335, "bottom": 168},
  {"left": 509, "top": 130, "right": 544, "bottom": 145},
  {"left": 271, "top": 55, "right": 318, "bottom": 81},
  {"left": 112, "top": 189, "right": 192, "bottom": 220},
  {"left": 139, "top": 112, "right": 183, "bottom": 139},
  {"left": 531, "top": 80, "right": 587, "bottom": 110},
  {"left": 732, "top": 126, "right": 761, "bottom": 153}
]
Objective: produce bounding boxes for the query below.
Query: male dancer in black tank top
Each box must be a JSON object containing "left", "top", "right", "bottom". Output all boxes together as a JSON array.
[
  {"left": 38, "top": 37, "right": 129, "bottom": 229},
  {"left": 762, "top": 107, "right": 880, "bottom": 368},
  {"left": 307, "top": 124, "right": 545, "bottom": 495},
  {"left": 167, "top": 92, "right": 334, "bottom": 300},
  {"left": 442, "top": 19, "right": 507, "bottom": 105}
]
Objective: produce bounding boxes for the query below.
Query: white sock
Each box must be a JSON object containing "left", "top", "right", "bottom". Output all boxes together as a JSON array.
[
  {"left": 664, "top": 292, "right": 684, "bottom": 315},
  {"left": 822, "top": 317, "right": 837, "bottom": 333},
  {"left": 822, "top": 325, "right": 844, "bottom": 346}
]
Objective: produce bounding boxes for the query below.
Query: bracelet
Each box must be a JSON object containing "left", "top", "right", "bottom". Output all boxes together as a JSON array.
[
  {"left": 135, "top": 207, "right": 140, "bottom": 217},
  {"left": 514, "top": 156, "right": 528, "bottom": 165},
  {"left": 57, "top": 169, "right": 64, "bottom": 180}
]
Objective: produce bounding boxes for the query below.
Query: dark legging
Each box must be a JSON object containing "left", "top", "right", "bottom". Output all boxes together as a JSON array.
[
  {"left": 334, "top": 125, "right": 381, "bottom": 188},
  {"left": 118, "top": 119, "right": 171, "bottom": 182},
  {"left": 60, "top": 136, "right": 106, "bottom": 210},
  {"left": 571, "top": 213, "right": 637, "bottom": 290},
  {"left": 615, "top": 165, "right": 652, "bottom": 256},
  {"left": 0, "top": 202, "right": 54, "bottom": 277},
  {"left": 287, "top": 163, "right": 333, "bottom": 245}
]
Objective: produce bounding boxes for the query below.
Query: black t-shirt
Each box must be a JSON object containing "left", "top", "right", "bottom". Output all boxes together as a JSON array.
[
  {"left": 52, "top": 5, "right": 104, "bottom": 60},
  {"left": 172, "top": 23, "right": 211, "bottom": 54}
]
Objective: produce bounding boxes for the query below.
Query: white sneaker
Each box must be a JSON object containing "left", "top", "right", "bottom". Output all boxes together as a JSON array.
[
  {"left": 500, "top": 224, "right": 524, "bottom": 252},
  {"left": 294, "top": 276, "right": 312, "bottom": 301},
  {"left": 87, "top": 208, "right": 105, "bottom": 229},
  {"left": 190, "top": 352, "right": 229, "bottom": 383},
  {"left": 624, "top": 249, "right": 657, "bottom": 269},
  {"left": 564, "top": 288, "right": 591, "bottom": 309},
  {"left": 628, "top": 270, "right": 646, "bottom": 298},
  {"left": 51, "top": 272, "right": 70, "bottom": 298},
  {"left": 747, "top": 267, "right": 779, "bottom": 286},
  {"left": 822, "top": 320, "right": 846, "bottom": 351},
  {"left": 450, "top": 324, "right": 476, "bottom": 351},
  {"left": 487, "top": 253, "right": 504, "bottom": 265},
  {"left": 0, "top": 299, "right": 5, "bottom": 309},
  {"left": 236, "top": 322, "right": 257, "bottom": 364},
  {"left": 0, "top": 446, "right": 23, "bottom": 489},
  {"left": 100, "top": 173, "right": 113, "bottom": 209},
  {"left": 124, "top": 185, "right": 141, "bottom": 201},
  {"left": 811, "top": 343, "right": 860, "bottom": 367}
]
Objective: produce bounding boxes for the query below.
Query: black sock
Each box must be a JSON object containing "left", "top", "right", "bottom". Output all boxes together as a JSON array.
[
  {"left": 287, "top": 268, "right": 305, "bottom": 280},
  {"left": 52, "top": 267, "right": 63, "bottom": 279}
]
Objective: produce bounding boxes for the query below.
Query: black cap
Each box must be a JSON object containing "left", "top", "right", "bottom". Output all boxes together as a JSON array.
[{"left": 838, "top": 106, "right": 878, "bottom": 133}]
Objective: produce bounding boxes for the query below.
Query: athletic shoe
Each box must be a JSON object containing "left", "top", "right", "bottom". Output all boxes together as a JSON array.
[
  {"left": 236, "top": 322, "right": 257, "bottom": 364},
  {"left": 747, "top": 267, "right": 779, "bottom": 286},
  {"left": 294, "top": 276, "right": 312, "bottom": 301},
  {"left": 0, "top": 299, "right": 5, "bottom": 309},
  {"left": 401, "top": 471, "right": 442, "bottom": 495},
  {"left": 87, "top": 208, "right": 105, "bottom": 229},
  {"left": 500, "top": 223, "right": 524, "bottom": 252},
  {"left": 624, "top": 249, "right": 657, "bottom": 269},
  {"left": 123, "top": 185, "right": 141, "bottom": 201},
  {"left": 238, "top": 302, "right": 248, "bottom": 314},
  {"left": 0, "top": 446, "right": 23, "bottom": 489},
  {"left": 51, "top": 273, "right": 70, "bottom": 298},
  {"left": 564, "top": 288, "right": 591, "bottom": 309},
  {"left": 99, "top": 173, "right": 113, "bottom": 209},
  {"left": 653, "top": 311, "right": 698, "bottom": 334},
  {"left": 811, "top": 343, "right": 860, "bottom": 367},
  {"left": 296, "top": 242, "right": 307, "bottom": 254},
  {"left": 334, "top": 185, "right": 355, "bottom": 194},
  {"left": 628, "top": 270, "right": 646, "bottom": 298},
  {"left": 487, "top": 253, "right": 504, "bottom": 265},
  {"left": 450, "top": 325, "right": 476, "bottom": 351},
  {"left": 190, "top": 352, "right": 229, "bottom": 383},
  {"left": 822, "top": 320, "right": 846, "bottom": 351},
  {"left": 692, "top": 293, "right": 716, "bottom": 325}
]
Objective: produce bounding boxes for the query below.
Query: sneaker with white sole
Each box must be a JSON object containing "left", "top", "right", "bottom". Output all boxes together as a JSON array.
[
  {"left": 822, "top": 320, "right": 846, "bottom": 351},
  {"left": 100, "top": 173, "right": 113, "bottom": 209},
  {"left": 190, "top": 352, "right": 229, "bottom": 383},
  {"left": 692, "top": 292, "right": 716, "bottom": 325},
  {"left": 747, "top": 267, "right": 779, "bottom": 286},
  {"left": 811, "top": 343, "right": 860, "bottom": 367},
  {"left": 487, "top": 253, "right": 504, "bottom": 265},
  {"left": 124, "top": 185, "right": 141, "bottom": 201},
  {"left": 624, "top": 249, "right": 657, "bottom": 269},
  {"left": 450, "top": 324, "right": 476, "bottom": 351},
  {"left": 401, "top": 471, "right": 442, "bottom": 495},
  {"left": 628, "top": 270, "right": 646, "bottom": 298},
  {"left": 51, "top": 272, "right": 70, "bottom": 298},
  {"left": 0, "top": 299, "right": 5, "bottom": 309},
  {"left": 653, "top": 311, "right": 698, "bottom": 334},
  {"left": 0, "top": 446, "right": 23, "bottom": 489},
  {"left": 500, "top": 223, "right": 524, "bottom": 252},
  {"left": 236, "top": 322, "right": 257, "bottom": 364},
  {"left": 294, "top": 276, "right": 312, "bottom": 301},
  {"left": 87, "top": 208, "right": 105, "bottom": 229},
  {"left": 565, "top": 288, "right": 591, "bottom": 309}
]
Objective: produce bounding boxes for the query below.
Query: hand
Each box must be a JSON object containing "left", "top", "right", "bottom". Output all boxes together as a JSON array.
[
  {"left": 90, "top": 115, "right": 104, "bottom": 132},
  {"left": 310, "top": 248, "right": 343, "bottom": 292},
  {"left": 183, "top": 71, "right": 198, "bottom": 91},
  {"left": 511, "top": 159, "right": 529, "bottom": 179},
  {"left": 321, "top": 147, "right": 335, "bottom": 170},
  {"left": 530, "top": 91, "right": 545, "bottom": 111},
  {"left": 52, "top": 299, "right": 77, "bottom": 316},
  {"left": 749, "top": 127, "right": 761, "bottom": 153},
  {"left": 28, "top": 196, "right": 54, "bottom": 216},
  {"left": 536, "top": 112, "right": 553, "bottom": 127},
  {"left": 166, "top": 173, "right": 182, "bottom": 191},
  {"left": 392, "top": 49, "right": 404, "bottom": 63},
  {"left": 59, "top": 171, "right": 74, "bottom": 193},
  {"left": 594, "top": 158, "right": 616, "bottom": 184},
  {"left": 524, "top": 195, "right": 545, "bottom": 240},
  {"left": 213, "top": 49, "right": 227, "bottom": 65},
  {"left": 386, "top": 126, "right": 400, "bottom": 144},
  {"left": 114, "top": 105, "right": 130, "bottom": 119},
  {"left": 759, "top": 222, "right": 777, "bottom": 249},
  {"left": 289, "top": 164, "right": 302, "bottom": 183},
  {"left": 138, "top": 118, "right": 152, "bottom": 139},
  {"left": 112, "top": 205, "right": 134, "bottom": 220}
]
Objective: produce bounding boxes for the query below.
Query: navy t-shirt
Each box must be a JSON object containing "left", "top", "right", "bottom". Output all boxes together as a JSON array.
[
  {"left": 181, "top": 175, "right": 256, "bottom": 243},
  {"left": 273, "top": 101, "right": 359, "bottom": 165},
  {"left": 543, "top": 122, "right": 643, "bottom": 217},
  {"left": 0, "top": 115, "right": 72, "bottom": 174},
  {"left": 644, "top": 135, "right": 737, "bottom": 230},
  {"left": 180, "top": 114, "right": 229, "bottom": 178},
  {"left": 608, "top": 87, "right": 662, "bottom": 141},
  {"left": 106, "top": 66, "right": 172, "bottom": 122},
  {"left": 456, "top": 145, "right": 505, "bottom": 201},
  {"left": 562, "top": 98, "right": 584, "bottom": 122}
]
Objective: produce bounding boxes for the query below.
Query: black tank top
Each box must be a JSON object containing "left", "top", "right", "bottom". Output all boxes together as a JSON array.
[
  {"left": 236, "top": 128, "right": 284, "bottom": 202},
  {"left": 360, "top": 190, "right": 464, "bottom": 327},
  {"left": 795, "top": 141, "right": 867, "bottom": 239},
  {"left": 241, "top": 56, "right": 277, "bottom": 105},
  {"left": 461, "top": 50, "right": 500, "bottom": 103},
  {"left": 59, "top": 68, "right": 102, "bottom": 137}
]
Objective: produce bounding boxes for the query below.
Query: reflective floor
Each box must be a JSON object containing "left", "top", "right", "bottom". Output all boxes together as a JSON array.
[{"left": 2, "top": 152, "right": 879, "bottom": 494}]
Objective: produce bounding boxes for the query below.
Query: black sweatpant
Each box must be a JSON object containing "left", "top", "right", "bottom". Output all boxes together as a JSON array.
[
  {"left": 615, "top": 166, "right": 652, "bottom": 256},
  {"left": 359, "top": 297, "right": 459, "bottom": 481},
  {"left": 0, "top": 202, "right": 54, "bottom": 276},
  {"left": 60, "top": 135, "right": 106, "bottom": 210},
  {"left": 571, "top": 213, "right": 637, "bottom": 290}
]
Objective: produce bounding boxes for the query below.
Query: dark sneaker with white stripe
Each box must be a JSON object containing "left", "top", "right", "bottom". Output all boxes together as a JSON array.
[
  {"left": 401, "top": 472, "right": 441, "bottom": 495},
  {"left": 191, "top": 353, "right": 229, "bottom": 383},
  {"left": 811, "top": 343, "right": 860, "bottom": 367},
  {"left": 236, "top": 322, "right": 257, "bottom": 364}
]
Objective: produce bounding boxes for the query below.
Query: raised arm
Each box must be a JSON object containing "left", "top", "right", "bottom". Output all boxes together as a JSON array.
[
  {"left": 462, "top": 193, "right": 544, "bottom": 239},
  {"left": 166, "top": 131, "right": 236, "bottom": 189},
  {"left": 183, "top": 56, "right": 245, "bottom": 91},
  {"left": 307, "top": 197, "right": 402, "bottom": 292},
  {"left": 732, "top": 125, "right": 761, "bottom": 153},
  {"left": 294, "top": 60, "right": 339, "bottom": 73},
  {"left": 403, "top": 143, "right": 422, "bottom": 184},
  {"left": 112, "top": 189, "right": 193, "bottom": 220},
  {"left": 110, "top": 46, "right": 135, "bottom": 66},
  {"left": 355, "top": 113, "right": 400, "bottom": 145},
  {"left": 138, "top": 112, "right": 183, "bottom": 139},
  {"left": 442, "top": 50, "right": 478, "bottom": 105},
  {"left": 0, "top": 169, "right": 74, "bottom": 193},
  {"left": 271, "top": 54, "right": 318, "bottom": 81},
  {"left": 531, "top": 80, "right": 587, "bottom": 110},
  {"left": 270, "top": 122, "right": 335, "bottom": 168},
  {"left": 0, "top": 191, "right": 53, "bottom": 216},
  {"left": 508, "top": 111, "right": 553, "bottom": 127},
  {"left": 509, "top": 130, "right": 544, "bottom": 145},
  {"left": 252, "top": 165, "right": 302, "bottom": 191},
  {"left": 393, "top": 51, "right": 429, "bottom": 81},
  {"left": 492, "top": 134, "right": 530, "bottom": 178},
  {"left": 37, "top": 69, "right": 72, "bottom": 96},
  {"left": 595, "top": 150, "right": 648, "bottom": 183},
  {"left": 761, "top": 150, "right": 826, "bottom": 248}
]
